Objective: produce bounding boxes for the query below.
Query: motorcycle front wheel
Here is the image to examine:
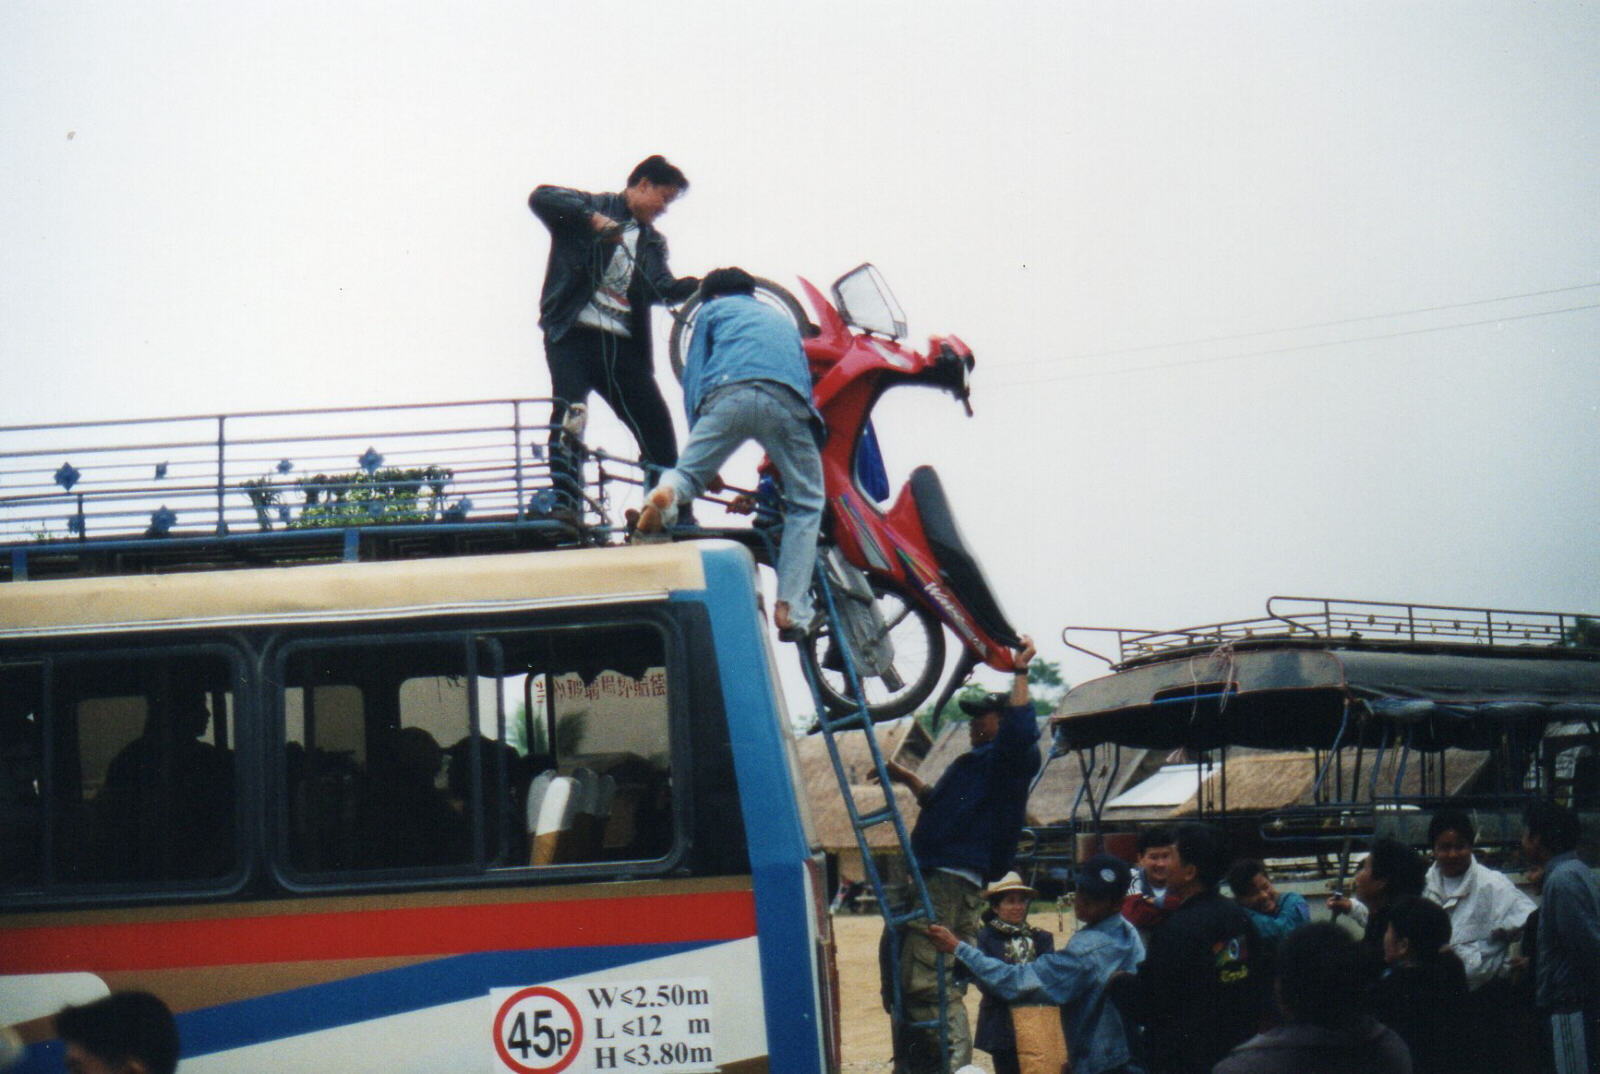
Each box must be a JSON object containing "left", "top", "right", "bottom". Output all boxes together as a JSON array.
[
  {"left": 667, "top": 276, "right": 813, "bottom": 383},
  {"left": 801, "top": 579, "right": 947, "bottom": 722}
]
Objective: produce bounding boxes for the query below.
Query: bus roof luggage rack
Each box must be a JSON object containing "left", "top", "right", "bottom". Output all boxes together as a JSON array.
[
  {"left": 1054, "top": 595, "right": 1600, "bottom": 864},
  {"left": 0, "top": 398, "right": 650, "bottom": 581}
]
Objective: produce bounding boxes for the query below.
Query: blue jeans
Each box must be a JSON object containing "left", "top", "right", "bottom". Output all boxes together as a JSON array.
[{"left": 657, "top": 382, "right": 824, "bottom": 621}]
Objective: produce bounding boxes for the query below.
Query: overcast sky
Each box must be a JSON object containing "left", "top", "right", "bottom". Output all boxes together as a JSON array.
[{"left": 3, "top": 3, "right": 1596, "bottom": 703}]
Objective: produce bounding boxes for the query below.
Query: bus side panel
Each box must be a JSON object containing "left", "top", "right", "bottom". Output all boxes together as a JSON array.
[
  {"left": 3, "top": 883, "right": 769, "bottom": 1073},
  {"left": 686, "top": 546, "right": 824, "bottom": 1074}
]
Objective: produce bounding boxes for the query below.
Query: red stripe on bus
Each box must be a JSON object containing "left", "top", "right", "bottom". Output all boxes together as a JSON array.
[{"left": 1, "top": 889, "right": 757, "bottom": 974}]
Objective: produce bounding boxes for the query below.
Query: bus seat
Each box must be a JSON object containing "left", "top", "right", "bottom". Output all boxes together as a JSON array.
[
  {"left": 526, "top": 770, "right": 576, "bottom": 866},
  {"left": 561, "top": 767, "right": 602, "bottom": 862}
]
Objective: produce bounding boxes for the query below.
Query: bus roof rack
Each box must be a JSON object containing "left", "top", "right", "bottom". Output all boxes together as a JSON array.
[
  {"left": 1056, "top": 596, "right": 1600, "bottom": 753},
  {"left": 0, "top": 398, "right": 659, "bottom": 581}
]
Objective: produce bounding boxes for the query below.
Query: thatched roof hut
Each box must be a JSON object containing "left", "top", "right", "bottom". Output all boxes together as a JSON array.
[
  {"left": 795, "top": 719, "right": 921, "bottom": 853},
  {"left": 1096, "top": 747, "right": 1493, "bottom": 823}
]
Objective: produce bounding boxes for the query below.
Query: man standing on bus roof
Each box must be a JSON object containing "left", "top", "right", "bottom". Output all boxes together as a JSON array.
[
  {"left": 635, "top": 266, "right": 826, "bottom": 642},
  {"left": 528, "top": 156, "right": 700, "bottom": 513},
  {"left": 876, "top": 637, "right": 1042, "bottom": 1074}
]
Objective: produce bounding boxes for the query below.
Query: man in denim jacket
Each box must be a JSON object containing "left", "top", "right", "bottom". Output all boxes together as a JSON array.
[
  {"left": 636, "top": 266, "right": 825, "bottom": 639},
  {"left": 932, "top": 854, "right": 1146, "bottom": 1074}
]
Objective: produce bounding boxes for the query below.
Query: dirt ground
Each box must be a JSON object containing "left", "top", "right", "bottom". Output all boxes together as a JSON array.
[{"left": 832, "top": 907, "right": 1079, "bottom": 1074}]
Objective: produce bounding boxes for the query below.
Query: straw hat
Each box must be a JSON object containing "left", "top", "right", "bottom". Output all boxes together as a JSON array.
[{"left": 982, "top": 871, "right": 1036, "bottom": 901}]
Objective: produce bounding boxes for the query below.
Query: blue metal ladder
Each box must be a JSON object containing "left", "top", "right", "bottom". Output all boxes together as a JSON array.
[{"left": 795, "top": 557, "right": 955, "bottom": 1074}]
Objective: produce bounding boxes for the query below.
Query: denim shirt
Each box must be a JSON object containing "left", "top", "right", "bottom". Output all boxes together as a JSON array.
[
  {"left": 681, "top": 295, "right": 820, "bottom": 428},
  {"left": 955, "top": 913, "right": 1146, "bottom": 1074}
]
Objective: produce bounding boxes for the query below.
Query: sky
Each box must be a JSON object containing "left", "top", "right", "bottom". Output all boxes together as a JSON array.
[{"left": 2, "top": 2, "right": 1597, "bottom": 705}]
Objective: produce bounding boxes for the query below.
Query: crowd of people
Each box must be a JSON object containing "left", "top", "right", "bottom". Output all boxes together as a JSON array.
[{"left": 909, "top": 804, "right": 1598, "bottom": 1074}]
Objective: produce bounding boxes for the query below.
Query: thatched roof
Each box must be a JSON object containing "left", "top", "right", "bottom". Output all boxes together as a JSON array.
[
  {"left": 1316, "top": 746, "right": 1491, "bottom": 800},
  {"left": 1029, "top": 741, "right": 1159, "bottom": 825},
  {"left": 1094, "top": 747, "right": 1494, "bottom": 822},
  {"left": 795, "top": 720, "right": 925, "bottom": 850},
  {"left": 1171, "top": 752, "right": 1316, "bottom": 816}
]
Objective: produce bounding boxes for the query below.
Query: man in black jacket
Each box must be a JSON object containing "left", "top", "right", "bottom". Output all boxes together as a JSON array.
[
  {"left": 1116, "top": 822, "right": 1265, "bottom": 1074},
  {"left": 528, "top": 155, "right": 699, "bottom": 513}
]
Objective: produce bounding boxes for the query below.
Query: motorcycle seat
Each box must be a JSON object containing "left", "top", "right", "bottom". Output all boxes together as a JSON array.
[{"left": 908, "top": 466, "right": 1023, "bottom": 651}]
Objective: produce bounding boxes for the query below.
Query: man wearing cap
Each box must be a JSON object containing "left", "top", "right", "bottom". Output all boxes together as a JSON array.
[
  {"left": 931, "top": 854, "right": 1147, "bottom": 1074},
  {"left": 878, "top": 638, "right": 1042, "bottom": 1074}
]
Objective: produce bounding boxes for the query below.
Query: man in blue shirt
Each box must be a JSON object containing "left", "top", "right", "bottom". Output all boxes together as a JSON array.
[
  {"left": 931, "top": 853, "right": 1147, "bottom": 1074},
  {"left": 635, "top": 266, "right": 826, "bottom": 640},
  {"left": 878, "top": 641, "right": 1042, "bottom": 1074}
]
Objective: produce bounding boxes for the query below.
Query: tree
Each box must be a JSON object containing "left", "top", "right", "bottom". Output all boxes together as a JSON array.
[{"left": 1563, "top": 616, "right": 1600, "bottom": 649}]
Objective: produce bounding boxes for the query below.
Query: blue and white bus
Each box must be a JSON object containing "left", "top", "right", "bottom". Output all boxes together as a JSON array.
[{"left": 0, "top": 540, "right": 840, "bottom": 1073}]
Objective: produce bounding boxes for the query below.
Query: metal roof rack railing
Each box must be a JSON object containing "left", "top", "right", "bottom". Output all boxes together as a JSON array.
[
  {"left": 1064, "top": 595, "right": 1597, "bottom": 666},
  {"left": 0, "top": 398, "right": 648, "bottom": 573}
]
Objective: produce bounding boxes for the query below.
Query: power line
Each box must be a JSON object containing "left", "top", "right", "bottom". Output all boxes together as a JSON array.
[
  {"left": 980, "top": 282, "right": 1600, "bottom": 372},
  {"left": 984, "top": 301, "right": 1600, "bottom": 390}
]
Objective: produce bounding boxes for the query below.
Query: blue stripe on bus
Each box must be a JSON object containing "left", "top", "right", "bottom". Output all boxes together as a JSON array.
[{"left": 179, "top": 940, "right": 713, "bottom": 1059}]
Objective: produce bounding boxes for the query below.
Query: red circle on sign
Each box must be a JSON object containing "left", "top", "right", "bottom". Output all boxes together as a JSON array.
[{"left": 493, "top": 986, "right": 585, "bottom": 1074}]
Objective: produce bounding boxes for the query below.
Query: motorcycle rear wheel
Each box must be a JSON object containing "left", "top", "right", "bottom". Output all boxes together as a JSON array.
[
  {"left": 667, "top": 277, "right": 813, "bottom": 382},
  {"left": 801, "top": 579, "right": 947, "bottom": 722}
]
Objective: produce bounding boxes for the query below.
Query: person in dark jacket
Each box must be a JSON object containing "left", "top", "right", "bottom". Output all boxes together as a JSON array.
[
  {"left": 1521, "top": 798, "right": 1600, "bottom": 1074},
  {"left": 877, "top": 638, "right": 1042, "bottom": 1074},
  {"left": 527, "top": 155, "right": 700, "bottom": 513},
  {"left": 1116, "top": 823, "right": 1266, "bottom": 1074},
  {"left": 1367, "top": 894, "right": 1469, "bottom": 1074},
  {"left": 968, "top": 872, "right": 1055, "bottom": 1074},
  {"left": 1326, "top": 836, "right": 1427, "bottom": 975},
  {"left": 1214, "top": 923, "right": 1411, "bottom": 1074}
]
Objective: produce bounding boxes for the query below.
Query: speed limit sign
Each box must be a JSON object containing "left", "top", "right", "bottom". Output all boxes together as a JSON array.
[{"left": 493, "top": 986, "right": 584, "bottom": 1074}]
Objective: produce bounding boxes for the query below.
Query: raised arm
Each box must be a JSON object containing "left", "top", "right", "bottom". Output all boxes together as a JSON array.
[
  {"left": 529, "top": 185, "right": 607, "bottom": 236},
  {"left": 1008, "top": 636, "right": 1036, "bottom": 709}
]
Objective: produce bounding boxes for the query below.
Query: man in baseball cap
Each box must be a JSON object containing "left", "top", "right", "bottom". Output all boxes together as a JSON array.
[
  {"left": 930, "top": 851, "right": 1146, "bottom": 1074},
  {"left": 1076, "top": 853, "right": 1134, "bottom": 905},
  {"left": 877, "top": 638, "right": 1042, "bottom": 1074}
]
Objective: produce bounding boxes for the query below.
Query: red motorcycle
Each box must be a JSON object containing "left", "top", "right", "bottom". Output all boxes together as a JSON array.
[{"left": 667, "top": 264, "right": 1022, "bottom": 720}]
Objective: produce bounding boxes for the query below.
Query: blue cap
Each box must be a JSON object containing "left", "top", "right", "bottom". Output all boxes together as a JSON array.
[{"left": 1076, "top": 854, "right": 1132, "bottom": 901}]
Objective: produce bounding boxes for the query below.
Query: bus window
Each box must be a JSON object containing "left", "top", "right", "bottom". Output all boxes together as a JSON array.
[
  {"left": 278, "top": 623, "right": 677, "bottom": 881},
  {"left": 282, "top": 639, "right": 476, "bottom": 874},
  {"left": 4, "top": 653, "right": 240, "bottom": 887},
  {"left": 495, "top": 625, "right": 674, "bottom": 868},
  {"left": 0, "top": 664, "right": 43, "bottom": 886}
]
